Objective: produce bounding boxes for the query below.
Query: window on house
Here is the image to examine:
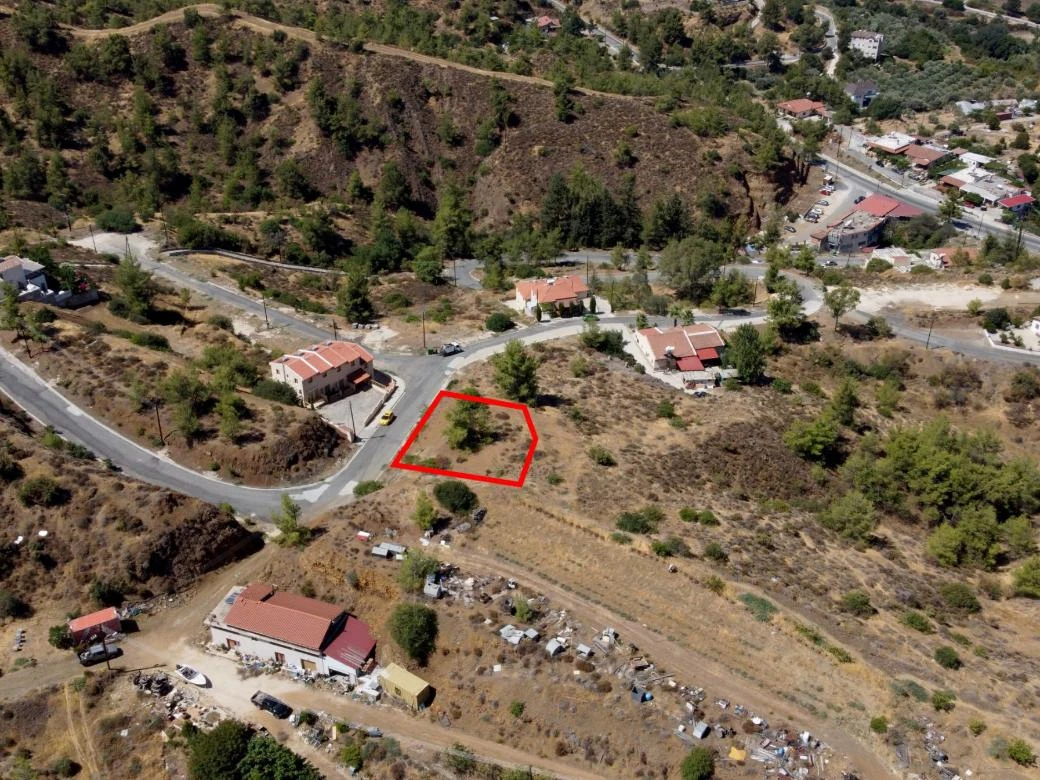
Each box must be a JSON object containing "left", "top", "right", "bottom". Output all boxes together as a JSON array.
[
  {"left": 226, "top": 638, "right": 239, "bottom": 649},
  {"left": 274, "top": 652, "right": 286, "bottom": 664}
]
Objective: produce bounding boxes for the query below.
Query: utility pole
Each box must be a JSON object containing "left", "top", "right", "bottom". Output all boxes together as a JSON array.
[
  {"left": 63, "top": 207, "right": 71, "bottom": 233},
  {"left": 100, "top": 631, "right": 112, "bottom": 671},
  {"left": 160, "top": 206, "right": 170, "bottom": 247},
  {"left": 332, "top": 319, "right": 338, "bottom": 340},
  {"left": 154, "top": 400, "right": 164, "bottom": 443},
  {"left": 585, "top": 255, "right": 589, "bottom": 286},
  {"left": 88, "top": 225, "right": 97, "bottom": 253},
  {"left": 452, "top": 257, "right": 457, "bottom": 287},
  {"left": 261, "top": 291, "right": 269, "bottom": 329},
  {"left": 125, "top": 235, "right": 130, "bottom": 259},
  {"left": 348, "top": 401, "right": 357, "bottom": 441},
  {"left": 925, "top": 313, "right": 936, "bottom": 350},
  {"left": 421, "top": 308, "right": 427, "bottom": 351}
]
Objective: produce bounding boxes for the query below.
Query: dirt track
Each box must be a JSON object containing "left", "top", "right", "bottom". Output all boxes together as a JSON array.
[{"left": 66, "top": 2, "right": 636, "bottom": 99}]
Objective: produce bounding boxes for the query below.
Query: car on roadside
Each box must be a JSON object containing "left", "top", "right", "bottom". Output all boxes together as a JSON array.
[
  {"left": 439, "top": 342, "right": 462, "bottom": 356},
  {"left": 816, "top": 200, "right": 830, "bottom": 206},
  {"left": 379, "top": 409, "right": 395, "bottom": 426},
  {"left": 79, "top": 644, "right": 122, "bottom": 666},
  {"left": 824, "top": 260, "right": 839, "bottom": 267},
  {"left": 784, "top": 225, "right": 797, "bottom": 233},
  {"left": 854, "top": 195, "right": 865, "bottom": 204},
  {"left": 251, "top": 691, "right": 292, "bottom": 719}
]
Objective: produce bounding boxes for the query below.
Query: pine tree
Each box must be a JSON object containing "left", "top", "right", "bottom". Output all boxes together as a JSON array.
[
  {"left": 337, "top": 272, "right": 374, "bottom": 323},
  {"left": 433, "top": 181, "right": 471, "bottom": 260},
  {"left": 491, "top": 341, "right": 539, "bottom": 404}
]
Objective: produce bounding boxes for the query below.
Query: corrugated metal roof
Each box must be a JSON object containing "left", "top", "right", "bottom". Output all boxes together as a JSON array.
[{"left": 69, "top": 607, "right": 119, "bottom": 634}]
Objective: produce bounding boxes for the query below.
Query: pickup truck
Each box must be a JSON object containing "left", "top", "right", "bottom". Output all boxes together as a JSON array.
[{"left": 251, "top": 691, "right": 292, "bottom": 719}]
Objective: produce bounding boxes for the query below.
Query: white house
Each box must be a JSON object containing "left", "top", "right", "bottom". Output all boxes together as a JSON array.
[
  {"left": 849, "top": 30, "right": 884, "bottom": 60},
  {"left": 269, "top": 340, "right": 374, "bottom": 404},
  {"left": 0, "top": 256, "right": 48, "bottom": 296},
  {"left": 206, "top": 583, "right": 376, "bottom": 682},
  {"left": 635, "top": 324, "right": 725, "bottom": 372}
]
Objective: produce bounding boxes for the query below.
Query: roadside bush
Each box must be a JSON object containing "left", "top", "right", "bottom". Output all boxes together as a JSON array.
[
  {"left": 433, "top": 480, "right": 477, "bottom": 514},
  {"left": 841, "top": 590, "right": 875, "bottom": 617},
  {"left": 48, "top": 624, "right": 73, "bottom": 649},
  {"left": 869, "top": 716, "right": 888, "bottom": 734},
  {"left": 982, "top": 307, "right": 1011, "bottom": 332},
  {"left": 865, "top": 258, "right": 892, "bottom": 273},
  {"left": 680, "top": 746, "right": 714, "bottom": 780},
  {"left": 587, "top": 445, "right": 616, "bottom": 466},
  {"left": 18, "top": 476, "right": 66, "bottom": 507},
  {"left": 939, "top": 581, "right": 981, "bottom": 613},
  {"left": 207, "top": 314, "right": 233, "bottom": 331},
  {"left": 934, "top": 645, "right": 962, "bottom": 670},
  {"left": 485, "top": 312, "right": 514, "bottom": 332},
  {"left": 353, "top": 480, "right": 383, "bottom": 497},
  {"left": 252, "top": 379, "right": 298, "bottom": 405},
  {"left": 977, "top": 272, "right": 993, "bottom": 286},
  {"left": 1005, "top": 369, "right": 1040, "bottom": 403}
]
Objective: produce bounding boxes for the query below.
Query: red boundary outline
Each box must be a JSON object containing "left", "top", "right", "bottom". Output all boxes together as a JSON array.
[{"left": 389, "top": 390, "right": 538, "bottom": 488}]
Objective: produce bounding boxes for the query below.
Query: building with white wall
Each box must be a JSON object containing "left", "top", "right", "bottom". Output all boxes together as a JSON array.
[
  {"left": 269, "top": 340, "right": 374, "bottom": 405},
  {"left": 849, "top": 30, "right": 884, "bottom": 60},
  {"left": 206, "top": 583, "right": 376, "bottom": 682}
]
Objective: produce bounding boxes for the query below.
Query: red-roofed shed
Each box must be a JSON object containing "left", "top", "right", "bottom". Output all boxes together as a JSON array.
[{"left": 69, "top": 607, "right": 121, "bottom": 644}]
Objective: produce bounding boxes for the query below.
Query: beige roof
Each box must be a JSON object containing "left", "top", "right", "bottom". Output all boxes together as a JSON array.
[{"left": 380, "top": 662, "right": 430, "bottom": 697}]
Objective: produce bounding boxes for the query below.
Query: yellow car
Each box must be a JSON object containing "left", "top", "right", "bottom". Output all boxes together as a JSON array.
[{"left": 379, "top": 409, "right": 395, "bottom": 426}]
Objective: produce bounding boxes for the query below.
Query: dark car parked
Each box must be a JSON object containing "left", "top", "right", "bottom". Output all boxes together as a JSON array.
[
  {"left": 78, "top": 644, "right": 122, "bottom": 666},
  {"left": 251, "top": 691, "right": 292, "bottom": 719}
]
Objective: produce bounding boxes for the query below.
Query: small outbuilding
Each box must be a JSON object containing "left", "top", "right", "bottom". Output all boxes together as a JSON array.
[
  {"left": 692, "top": 721, "right": 711, "bottom": 739},
  {"left": 69, "top": 607, "right": 121, "bottom": 644},
  {"left": 546, "top": 638, "right": 565, "bottom": 656},
  {"left": 379, "top": 663, "right": 433, "bottom": 710},
  {"left": 576, "top": 644, "right": 593, "bottom": 659}
]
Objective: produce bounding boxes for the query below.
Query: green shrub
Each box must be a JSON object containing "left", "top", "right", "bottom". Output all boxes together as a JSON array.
[
  {"left": 353, "top": 480, "right": 383, "bottom": 497},
  {"left": 1012, "top": 556, "right": 1040, "bottom": 598},
  {"left": 651, "top": 536, "right": 690, "bottom": 557},
  {"left": 934, "top": 645, "right": 962, "bottom": 669},
  {"left": 52, "top": 757, "right": 79, "bottom": 778},
  {"left": 738, "top": 593, "right": 777, "bottom": 622},
  {"left": 615, "top": 506, "right": 663, "bottom": 534},
  {"left": 207, "top": 314, "right": 234, "bottom": 331},
  {"left": 818, "top": 491, "right": 876, "bottom": 542},
  {"left": 939, "top": 582, "right": 981, "bottom": 613},
  {"left": 48, "top": 624, "right": 73, "bottom": 649},
  {"left": 841, "top": 590, "right": 875, "bottom": 617},
  {"left": 432, "top": 480, "right": 477, "bottom": 514},
  {"left": 656, "top": 399, "right": 675, "bottom": 418},
  {"left": 1007, "top": 738, "right": 1035, "bottom": 766},
  {"left": 931, "top": 689, "right": 956, "bottom": 712},
  {"left": 253, "top": 379, "right": 299, "bottom": 405},
  {"left": 869, "top": 716, "right": 888, "bottom": 734},
  {"left": 18, "top": 476, "right": 66, "bottom": 507},
  {"left": 509, "top": 701, "right": 525, "bottom": 718},
  {"left": 387, "top": 603, "right": 438, "bottom": 664},
  {"left": 610, "top": 531, "right": 632, "bottom": 544},
  {"left": 891, "top": 679, "right": 929, "bottom": 702},
  {"left": 784, "top": 416, "right": 839, "bottom": 462},
  {"left": 827, "top": 645, "right": 853, "bottom": 663},
  {"left": 900, "top": 611, "right": 934, "bottom": 633},
  {"left": 969, "top": 717, "right": 987, "bottom": 736},
  {"left": 485, "top": 312, "right": 514, "bottom": 332},
  {"left": 95, "top": 206, "right": 139, "bottom": 233},
  {"left": 704, "top": 542, "right": 728, "bottom": 563},
  {"left": 772, "top": 378, "right": 793, "bottom": 393},
  {"left": 977, "top": 272, "right": 993, "bottom": 286},
  {"left": 587, "top": 446, "right": 616, "bottom": 466},
  {"left": 703, "top": 575, "right": 725, "bottom": 595}
]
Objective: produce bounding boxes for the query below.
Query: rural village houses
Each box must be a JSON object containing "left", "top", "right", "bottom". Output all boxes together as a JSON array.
[{"left": 514, "top": 275, "right": 590, "bottom": 316}]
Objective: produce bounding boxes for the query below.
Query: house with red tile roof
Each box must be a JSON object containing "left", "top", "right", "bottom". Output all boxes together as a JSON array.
[
  {"left": 515, "top": 275, "right": 590, "bottom": 314},
  {"left": 68, "top": 607, "right": 121, "bottom": 644},
  {"left": 998, "top": 193, "right": 1035, "bottom": 216},
  {"left": 820, "top": 194, "right": 923, "bottom": 253},
  {"left": 635, "top": 324, "right": 725, "bottom": 372},
  {"left": 206, "top": 583, "right": 376, "bottom": 681},
  {"left": 269, "top": 340, "right": 374, "bottom": 405},
  {"left": 777, "top": 98, "right": 826, "bottom": 119}
]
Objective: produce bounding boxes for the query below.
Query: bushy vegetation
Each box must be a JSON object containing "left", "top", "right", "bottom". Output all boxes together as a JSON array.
[
  {"left": 388, "top": 603, "right": 439, "bottom": 664},
  {"left": 433, "top": 480, "right": 478, "bottom": 515},
  {"left": 738, "top": 593, "right": 777, "bottom": 622},
  {"left": 615, "top": 505, "right": 663, "bottom": 534}
]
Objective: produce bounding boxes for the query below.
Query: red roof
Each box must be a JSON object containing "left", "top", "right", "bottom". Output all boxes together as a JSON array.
[
  {"left": 324, "top": 616, "right": 376, "bottom": 670},
  {"left": 941, "top": 175, "right": 966, "bottom": 188},
  {"left": 698, "top": 347, "right": 719, "bottom": 361},
  {"left": 904, "top": 146, "right": 948, "bottom": 166},
  {"left": 224, "top": 587, "right": 344, "bottom": 651},
  {"left": 239, "top": 582, "right": 275, "bottom": 601},
  {"left": 515, "top": 275, "right": 589, "bottom": 305},
  {"left": 638, "top": 324, "right": 725, "bottom": 363},
  {"left": 999, "top": 193, "right": 1035, "bottom": 208},
  {"left": 851, "top": 194, "right": 922, "bottom": 220},
  {"left": 69, "top": 607, "right": 120, "bottom": 635},
  {"left": 778, "top": 98, "right": 825, "bottom": 115},
  {"left": 272, "top": 340, "right": 373, "bottom": 382},
  {"left": 676, "top": 356, "right": 704, "bottom": 371}
]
